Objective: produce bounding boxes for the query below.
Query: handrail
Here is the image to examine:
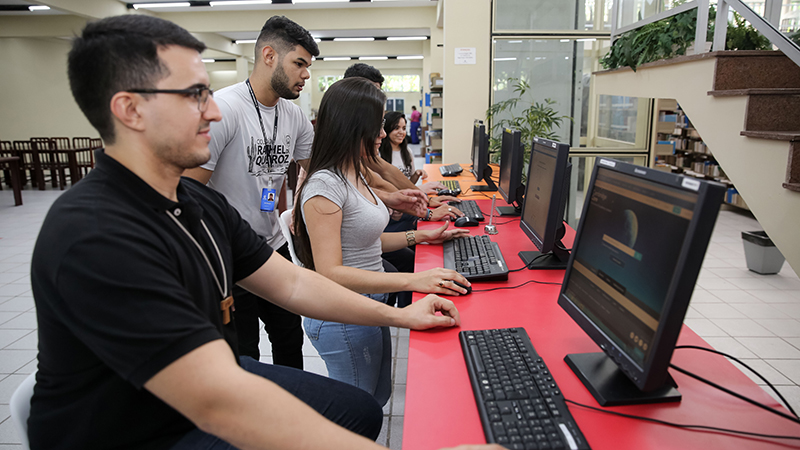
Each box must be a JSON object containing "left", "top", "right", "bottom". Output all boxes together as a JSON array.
[
  {"left": 611, "top": 0, "right": 800, "bottom": 68},
  {"left": 713, "top": 0, "right": 800, "bottom": 67}
]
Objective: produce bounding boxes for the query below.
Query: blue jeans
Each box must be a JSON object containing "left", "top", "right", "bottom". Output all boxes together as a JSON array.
[
  {"left": 303, "top": 292, "right": 393, "bottom": 406},
  {"left": 169, "top": 356, "right": 382, "bottom": 449}
]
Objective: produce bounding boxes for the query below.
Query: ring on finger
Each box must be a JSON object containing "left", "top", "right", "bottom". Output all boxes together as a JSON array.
[{"left": 438, "top": 280, "right": 445, "bottom": 287}]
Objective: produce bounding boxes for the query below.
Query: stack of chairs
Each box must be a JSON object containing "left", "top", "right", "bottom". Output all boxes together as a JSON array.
[{"left": 0, "top": 137, "right": 102, "bottom": 191}]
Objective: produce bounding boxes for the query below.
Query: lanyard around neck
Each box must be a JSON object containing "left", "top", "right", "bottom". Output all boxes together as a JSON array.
[
  {"left": 166, "top": 212, "right": 228, "bottom": 300},
  {"left": 246, "top": 79, "right": 279, "bottom": 173}
]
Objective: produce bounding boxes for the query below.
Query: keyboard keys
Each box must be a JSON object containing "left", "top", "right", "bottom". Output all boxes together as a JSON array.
[{"left": 460, "top": 328, "right": 591, "bottom": 449}]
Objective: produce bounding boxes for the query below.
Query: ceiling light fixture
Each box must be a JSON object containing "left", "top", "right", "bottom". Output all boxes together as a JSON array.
[
  {"left": 559, "top": 39, "right": 570, "bottom": 42},
  {"left": 397, "top": 55, "right": 424, "bottom": 60},
  {"left": 323, "top": 57, "right": 352, "bottom": 61},
  {"left": 359, "top": 56, "right": 388, "bottom": 60},
  {"left": 210, "top": 0, "right": 272, "bottom": 5},
  {"left": 576, "top": 38, "right": 597, "bottom": 42},
  {"left": 293, "top": 0, "right": 349, "bottom": 3},
  {"left": 493, "top": 57, "right": 517, "bottom": 61},
  {"left": 314, "top": 38, "right": 322, "bottom": 43},
  {"left": 507, "top": 40, "right": 523, "bottom": 43},
  {"left": 387, "top": 36, "right": 428, "bottom": 41},
  {"left": 202, "top": 58, "right": 216, "bottom": 63},
  {"left": 132, "top": 2, "right": 190, "bottom": 9},
  {"left": 234, "top": 39, "right": 258, "bottom": 44},
  {"left": 333, "top": 37, "right": 375, "bottom": 42},
  {"left": 29, "top": 5, "right": 51, "bottom": 11}
]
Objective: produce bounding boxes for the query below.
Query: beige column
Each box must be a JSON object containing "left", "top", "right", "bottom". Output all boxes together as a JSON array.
[{"left": 442, "top": 0, "right": 492, "bottom": 164}]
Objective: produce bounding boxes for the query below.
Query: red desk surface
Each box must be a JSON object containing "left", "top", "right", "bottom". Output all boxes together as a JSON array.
[{"left": 404, "top": 197, "right": 800, "bottom": 450}]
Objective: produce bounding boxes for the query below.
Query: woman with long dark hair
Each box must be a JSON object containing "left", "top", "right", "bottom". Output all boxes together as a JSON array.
[
  {"left": 378, "top": 111, "right": 426, "bottom": 183},
  {"left": 293, "top": 77, "right": 470, "bottom": 406}
]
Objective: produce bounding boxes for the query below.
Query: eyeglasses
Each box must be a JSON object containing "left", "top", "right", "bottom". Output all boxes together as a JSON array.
[
  {"left": 127, "top": 86, "right": 214, "bottom": 112},
  {"left": 381, "top": 118, "right": 386, "bottom": 128}
]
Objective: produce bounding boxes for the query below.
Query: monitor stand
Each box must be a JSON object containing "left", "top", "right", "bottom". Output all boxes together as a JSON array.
[
  {"left": 518, "top": 245, "right": 569, "bottom": 269},
  {"left": 496, "top": 205, "right": 520, "bottom": 216},
  {"left": 470, "top": 166, "right": 498, "bottom": 192},
  {"left": 497, "top": 185, "right": 524, "bottom": 216},
  {"left": 564, "top": 352, "right": 682, "bottom": 406},
  {"left": 519, "top": 224, "right": 570, "bottom": 269}
]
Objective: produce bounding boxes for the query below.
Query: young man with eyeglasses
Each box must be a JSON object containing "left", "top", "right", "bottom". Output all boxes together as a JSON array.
[{"left": 30, "top": 14, "right": 501, "bottom": 450}]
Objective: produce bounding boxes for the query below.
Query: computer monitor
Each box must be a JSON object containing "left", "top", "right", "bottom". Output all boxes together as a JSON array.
[
  {"left": 496, "top": 128, "right": 525, "bottom": 216},
  {"left": 558, "top": 158, "right": 725, "bottom": 406},
  {"left": 469, "top": 122, "right": 497, "bottom": 192},
  {"left": 518, "top": 137, "right": 572, "bottom": 269}
]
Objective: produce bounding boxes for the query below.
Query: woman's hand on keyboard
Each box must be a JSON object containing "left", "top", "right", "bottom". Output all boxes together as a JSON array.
[
  {"left": 399, "top": 293, "right": 461, "bottom": 330},
  {"left": 416, "top": 221, "right": 470, "bottom": 245},
  {"left": 428, "top": 195, "right": 459, "bottom": 208},
  {"left": 408, "top": 267, "right": 470, "bottom": 295}
]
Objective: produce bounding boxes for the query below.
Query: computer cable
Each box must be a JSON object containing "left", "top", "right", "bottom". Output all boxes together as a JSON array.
[
  {"left": 671, "top": 345, "right": 800, "bottom": 423},
  {"left": 471, "top": 278, "right": 562, "bottom": 293},
  {"left": 563, "top": 398, "right": 800, "bottom": 442},
  {"left": 508, "top": 246, "right": 572, "bottom": 272}
]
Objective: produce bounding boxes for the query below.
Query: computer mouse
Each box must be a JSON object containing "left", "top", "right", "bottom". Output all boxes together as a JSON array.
[
  {"left": 448, "top": 280, "right": 472, "bottom": 294},
  {"left": 437, "top": 189, "right": 459, "bottom": 197},
  {"left": 454, "top": 216, "right": 480, "bottom": 227}
]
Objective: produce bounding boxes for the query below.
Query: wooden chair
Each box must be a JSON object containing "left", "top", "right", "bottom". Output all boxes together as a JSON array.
[
  {"left": 52, "top": 137, "right": 85, "bottom": 185},
  {"left": 0, "top": 141, "right": 14, "bottom": 188},
  {"left": 12, "top": 140, "right": 44, "bottom": 190},
  {"left": 31, "top": 137, "right": 67, "bottom": 190},
  {"left": 73, "top": 137, "right": 97, "bottom": 175}
]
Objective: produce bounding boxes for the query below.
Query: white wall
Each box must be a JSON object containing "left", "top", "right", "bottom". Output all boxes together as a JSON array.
[{"left": 0, "top": 37, "right": 97, "bottom": 141}]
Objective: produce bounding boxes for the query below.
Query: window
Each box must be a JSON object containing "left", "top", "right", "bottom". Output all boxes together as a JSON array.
[
  {"left": 318, "top": 75, "right": 342, "bottom": 92},
  {"left": 382, "top": 75, "right": 421, "bottom": 92}
]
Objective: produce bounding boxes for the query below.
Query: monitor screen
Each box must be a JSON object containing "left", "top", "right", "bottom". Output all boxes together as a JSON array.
[
  {"left": 497, "top": 128, "right": 525, "bottom": 213},
  {"left": 518, "top": 137, "right": 571, "bottom": 269},
  {"left": 558, "top": 158, "right": 725, "bottom": 406},
  {"left": 469, "top": 123, "right": 497, "bottom": 192}
]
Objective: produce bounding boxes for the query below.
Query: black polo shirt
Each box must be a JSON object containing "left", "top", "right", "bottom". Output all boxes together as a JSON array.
[{"left": 29, "top": 150, "right": 273, "bottom": 450}]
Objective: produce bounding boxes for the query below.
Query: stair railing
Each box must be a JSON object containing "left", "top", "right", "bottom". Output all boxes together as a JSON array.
[{"left": 610, "top": 0, "right": 800, "bottom": 68}]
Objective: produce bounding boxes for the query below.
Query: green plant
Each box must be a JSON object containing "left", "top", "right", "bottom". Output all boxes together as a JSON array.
[
  {"left": 601, "top": 6, "right": 772, "bottom": 72},
  {"left": 485, "top": 78, "right": 571, "bottom": 160},
  {"left": 726, "top": 11, "right": 771, "bottom": 50},
  {"left": 790, "top": 31, "right": 800, "bottom": 46}
]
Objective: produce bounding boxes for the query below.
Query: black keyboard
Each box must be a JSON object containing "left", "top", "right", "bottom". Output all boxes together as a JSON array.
[
  {"left": 440, "top": 163, "right": 463, "bottom": 177},
  {"left": 458, "top": 200, "right": 484, "bottom": 221},
  {"left": 460, "top": 328, "right": 590, "bottom": 450},
  {"left": 443, "top": 235, "right": 508, "bottom": 281},
  {"left": 438, "top": 179, "right": 462, "bottom": 196}
]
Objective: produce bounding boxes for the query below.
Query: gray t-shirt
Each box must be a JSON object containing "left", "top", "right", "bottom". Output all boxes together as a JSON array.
[
  {"left": 203, "top": 81, "right": 314, "bottom": 249},
  {"left": 300, "top": 170, "right": 389, "bottom": 273}
]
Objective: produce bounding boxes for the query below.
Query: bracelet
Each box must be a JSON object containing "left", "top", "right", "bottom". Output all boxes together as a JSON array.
[
  {"left": 405, "top": 230, "right": 416, "bottom": 247},
  {"left": 421, "top": 209, "right": 433, "bottom": 221}
]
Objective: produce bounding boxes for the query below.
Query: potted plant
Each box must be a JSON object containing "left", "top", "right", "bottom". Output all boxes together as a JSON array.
[{"left": 485, "top": 77, "right": 571, "bottom": 165}]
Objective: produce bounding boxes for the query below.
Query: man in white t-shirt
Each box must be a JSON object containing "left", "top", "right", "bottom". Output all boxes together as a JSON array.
[{"left": 184, "top": 16, "right": 317, "bottom": 368}]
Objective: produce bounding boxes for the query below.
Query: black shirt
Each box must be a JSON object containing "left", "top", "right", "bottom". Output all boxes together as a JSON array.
[{"left": 29, "top": 150, "right": 273, "bottom": 450}]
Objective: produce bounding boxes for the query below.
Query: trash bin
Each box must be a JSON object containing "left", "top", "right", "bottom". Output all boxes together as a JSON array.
[{"left": 741, "top": 231, "right": 785, "bottom": 275}]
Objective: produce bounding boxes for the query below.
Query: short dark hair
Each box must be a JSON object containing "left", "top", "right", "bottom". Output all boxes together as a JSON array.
[
  {"left": 256, "top": 16, "right": 319, "bottom": 60},
  {"left": 294, "top": 77, "right": 386, "bottom": 269},
  {"left": 68, "top": 15, "right": 205, "bottom": 144},
  {"left": 343, "top": 63, "right": 384, "bottom": 87}
]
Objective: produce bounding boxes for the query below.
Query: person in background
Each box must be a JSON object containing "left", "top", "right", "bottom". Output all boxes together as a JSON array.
[
  {"left": 379, "top": 111, "right": 427, "bottom": 184},
  {"left": 31, "top": 15, "right": 505, "bottom": 450},
  {"left": 409, "top": 105, "right": 421, "bottom": 145},
  {"left": 183, "top": 15, "right": 318, "bottom": 369},
  {"left": 293, "top": 77, "right": 471, "bottom": 406}
]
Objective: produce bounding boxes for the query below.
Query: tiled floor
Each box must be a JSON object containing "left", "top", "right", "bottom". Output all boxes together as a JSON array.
[{"left": 2, "top": 168, "right": 800, "bottom": 448}]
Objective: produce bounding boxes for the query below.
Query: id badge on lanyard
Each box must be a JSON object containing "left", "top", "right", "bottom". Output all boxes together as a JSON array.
[{"left": 261, "top": 176, "right": 276, "bottom": 212}]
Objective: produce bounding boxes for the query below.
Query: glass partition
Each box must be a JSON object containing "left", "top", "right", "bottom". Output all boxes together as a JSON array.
[{"left": 494, "top": 0, "right": 614, "bottom": 31}]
